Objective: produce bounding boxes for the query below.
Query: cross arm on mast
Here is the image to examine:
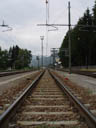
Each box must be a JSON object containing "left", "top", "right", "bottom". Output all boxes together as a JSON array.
[
  {"left": 37, "top": 24, "right": 96, "bottom": 28},
  {"left": 0, "top": 20, "right": 13, "bottom": 32}
]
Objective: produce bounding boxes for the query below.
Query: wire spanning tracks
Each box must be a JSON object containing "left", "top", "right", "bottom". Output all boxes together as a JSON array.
[{"left": 10, "top": 71, "right": 88, "bottom": 128}]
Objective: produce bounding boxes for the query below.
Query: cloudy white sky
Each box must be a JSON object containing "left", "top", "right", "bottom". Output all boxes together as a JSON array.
[{"left": 0, "top": 0, "right": 95, "bottom": 56}]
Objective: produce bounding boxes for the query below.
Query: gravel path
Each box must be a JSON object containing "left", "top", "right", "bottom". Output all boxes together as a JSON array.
[
  {"left": 55, "top": 70, "right": 96, "bottom": 95},
  {"left": 0, "top": 71, "right": 39, "bottom": 95}
]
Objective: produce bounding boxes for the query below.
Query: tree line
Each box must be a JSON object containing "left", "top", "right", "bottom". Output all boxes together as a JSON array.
[
  {"left": 0, "top": 45, "right": 32, "bottom": 70},
  {"left": 59, "top": 1, "right": 96, "bottom": 68}
]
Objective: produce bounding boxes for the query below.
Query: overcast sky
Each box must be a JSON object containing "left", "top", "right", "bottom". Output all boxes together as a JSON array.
[{"left": 0, "top": 0, "right": 95, "bottom": 56}]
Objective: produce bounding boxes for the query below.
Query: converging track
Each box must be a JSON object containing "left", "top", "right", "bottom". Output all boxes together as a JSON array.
[{"left": 0, "top": 70, "right": 96, "bottom": 128}]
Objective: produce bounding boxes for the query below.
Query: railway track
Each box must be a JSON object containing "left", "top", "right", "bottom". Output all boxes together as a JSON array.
[
  {"left": 72, "top": 70, "right": 96, "bottom": 78},
  {"left": 0, "top": 70, "right": 34, "bottom": 77},
  {"left": 0, "top": 70, "right": 96, "bottom": 128},
  {"left": 56, "top": 68, "right": 96, "bottom": 78}
]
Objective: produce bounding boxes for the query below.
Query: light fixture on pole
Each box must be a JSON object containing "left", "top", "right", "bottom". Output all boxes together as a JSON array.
[
  {"left": 0, "top": 20, "right": 13, "bottom": 32},
  {"left": 40, "top": 36, "right": 44, "bottom": 68}
]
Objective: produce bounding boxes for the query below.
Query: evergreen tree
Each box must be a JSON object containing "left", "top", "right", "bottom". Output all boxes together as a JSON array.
[
  {"left": 91, "top": 0, "right": 96, "bottom": 65},
  {"left": 0, "top": 45, "right": 32, "bottom": 70},
  {"left": 59, "top": 8, "right": 94, "bottom": 68}
]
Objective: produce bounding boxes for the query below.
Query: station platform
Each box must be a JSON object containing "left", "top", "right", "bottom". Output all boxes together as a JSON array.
[
  {"left": 0, "top": 71, "right": 38, "bottom": 95},
  {"left": 56, "top": 70, "right": 96, "bottom": 95}
]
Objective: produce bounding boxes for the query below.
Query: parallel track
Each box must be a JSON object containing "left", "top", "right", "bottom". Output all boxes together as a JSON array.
[
  {"left": 0, "top": 70, "right": 96, "bottom": 128},
  {"left": 72, "top": 70, "right": 96, "bottom": 78},
  {"left": 0, "top": 70, "right": 34, "bottom": 77},
  {"left": 56, "top": 68, "right": 96, "bottom": 78}
]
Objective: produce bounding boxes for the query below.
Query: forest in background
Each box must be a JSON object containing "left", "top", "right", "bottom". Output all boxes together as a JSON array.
[
  {"left": 59, "top": 1, "right": 96, "bottom": 68},
  {"left": 0, "top": 45, "right": 32, "bottom": 70}
]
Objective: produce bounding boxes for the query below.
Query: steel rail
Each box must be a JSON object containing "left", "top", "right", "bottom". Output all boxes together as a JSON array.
[
  {"left": 49, "top": 70, "right": 96, "bottom": 128},
  {"left": 72, "top": 70, "right": 96, "bottom": 78},
  {"left": 0, "top": 71, "right": 45, "bottom": 128},
  {"left": 56, "top": 68, "right": 96, "bottom": 78},
  {"left": 0, "top": 70, "right": 36, "bottom": 77}
]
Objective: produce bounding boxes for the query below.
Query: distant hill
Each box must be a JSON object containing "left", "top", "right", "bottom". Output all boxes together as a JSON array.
[{"left": 31, "top": 55, "right": 53, "bottom": 68}]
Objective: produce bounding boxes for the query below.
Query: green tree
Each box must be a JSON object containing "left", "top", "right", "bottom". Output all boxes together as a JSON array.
[
  {"left": 59, "top": 8, "right": 93, "bottom": 68},
  {"left": 91, "top": 0, "right": 96, "bottom": 65},
  {"left": 15, "top": 49, "right": 32, "bottom": 69},
  {"left": 0, "top": 45, "right": 32, "bottom": 70},
  {"left": 0, "top": 47, "right": 9, "bottom": 70}
]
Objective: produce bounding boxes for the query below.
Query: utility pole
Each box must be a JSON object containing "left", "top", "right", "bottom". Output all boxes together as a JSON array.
[
  {"left": 38, "top": 1, "right": 96, "bottom": 73},
  {"left": 68, "top": 1, "right": 71, "bottom": 74},
  {"left": 45, "top": 0, "right": 49, "bottom": 67},
  {"left": 40, "top": 36, "right": 44, "bottom": 68},
  {"left": 38, "top": 2, "right": 72, "bottom": 73}
]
